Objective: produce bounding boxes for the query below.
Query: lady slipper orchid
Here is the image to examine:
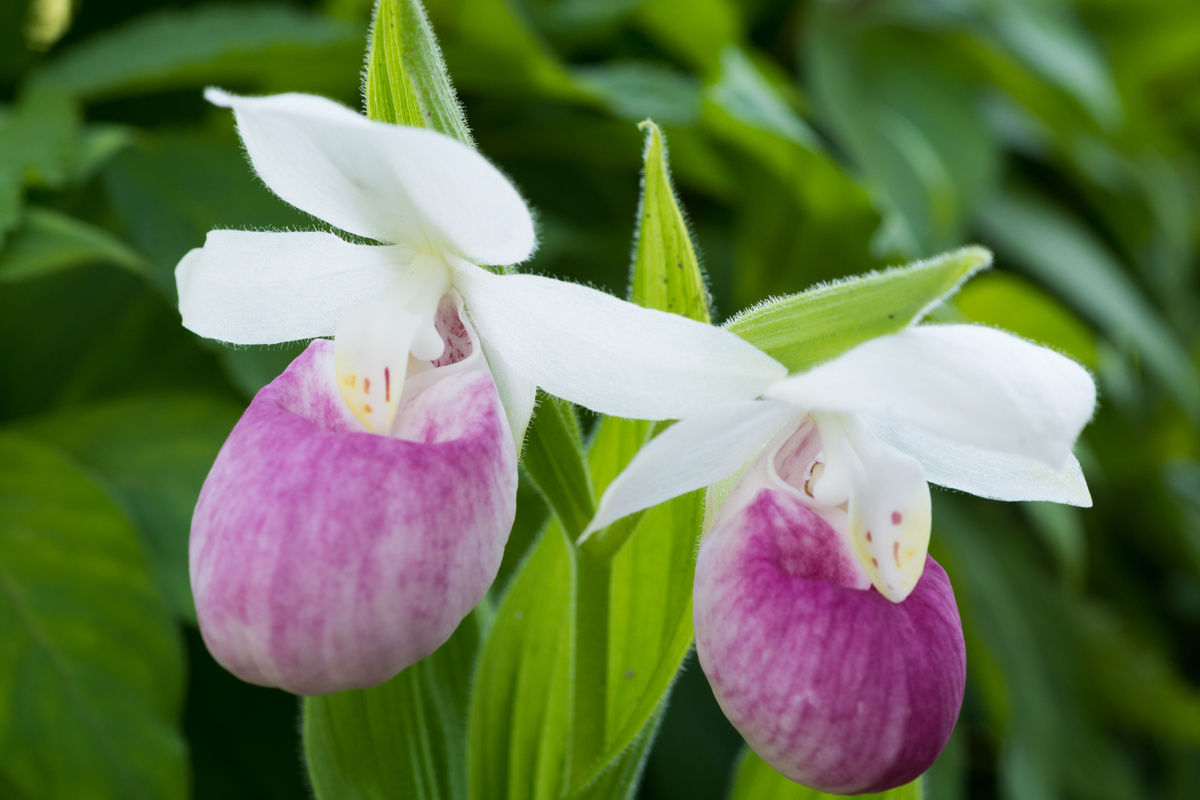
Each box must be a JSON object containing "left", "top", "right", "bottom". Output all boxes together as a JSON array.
[
  {"left": 179, "top": 89, "right": 783, "bottom": 695},
  {"left": 584, "top": 323, "right": 1096, "bottom": 792}
]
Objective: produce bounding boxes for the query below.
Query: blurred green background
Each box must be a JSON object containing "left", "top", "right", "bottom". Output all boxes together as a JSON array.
[{"left": 2, "top": 0, "right": 1200, "bottom": 798}]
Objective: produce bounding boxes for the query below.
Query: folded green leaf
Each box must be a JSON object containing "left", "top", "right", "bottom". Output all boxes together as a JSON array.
[
  {"left": 630, "top": 121, "right": 710, "bottom": 319},
  {"left": 725, "top": 246, "right": 990, "bottom": 373},
  {"left": 569, "top": 121, "right": 710, "bottom": 790},
  {"left": 570, "top": 491, "right": 700, "bottom": 792},
  {"left": 305, "top": 604, "right": 491, "bottom": 800},
  {"left": 468, "top": 522, "right": 575, "bottom": 800},
  {"left": 0, "top": 206, "right": 147, "bottom": 283},
  {"left": 0, "top": 433, "right": 186, "bottom": 800},
  {"left": 569, "top": 707, "right": 663, "bottom": 800},
  {"left": 522, "top": 391, "right": 595, "bottom": 538},
  {"left": 365, "top": 0, "right": 473, "bottom": 145},
  {"left": 728, "top": 748, "right": 923, "bottom": 800}
]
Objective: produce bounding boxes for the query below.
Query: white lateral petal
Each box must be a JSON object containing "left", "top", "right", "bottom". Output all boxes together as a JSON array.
[
  {"left": 207, "top": 89, "right": 535, "bottom": 265},
  {"left": 585, "top": 401, "right": 798, "bottom": 535},
  {"left": 449, "top": 258, "right": 787, "bottom": 420},
  {"left": 817, "top": 414, "right": 931, "bottom": 603},
  {"left": 476, "top": 334, "right": 538, "bottom": 455},
  {"left": 861, "top": 415, "right": 1093, "bottom": 507},
  {"left": 766, "top": 324, "right": 1096, "bottom": 467},
  {"left": 176, "top": 230, "right": 410, "bottom": 345}
]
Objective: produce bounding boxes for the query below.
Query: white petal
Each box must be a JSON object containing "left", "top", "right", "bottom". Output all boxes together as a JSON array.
[
  {"left": 816, "top": 414, "right": 931, "bottom": 603},
  {"left": 584, "top": 401, "right": 798, "bottom": 535},
  {"left": 176, "top": 230, "right": 411, "bottom": 345},
  {"left": 765, "top": 324, "right": 1096, "bottom": 467},
  {"left": 861, "top": 415, "right": 1092, "bottom": 507},
  {"left": 206, "top": 89, "right": 535, "bottom": 265},
  {"left": 334, "top": 256, "right": 450, "bottom": 433},
  {"left": 449, "top": 257, "right": 787, "bottom": 420},
  {"left": 476, "top": 334, "right": 537, "bottom": 454}
]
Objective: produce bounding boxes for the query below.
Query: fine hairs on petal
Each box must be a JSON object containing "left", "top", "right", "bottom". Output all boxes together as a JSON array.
[
  {"left": 765, "top": 324, "right": 1096, "bottom": 468},
  {"left": 585, "top": 400, "right": 798, "bottom": 535},
  {"left": 177, "top": 230, "right": 413, "bottom": 345},
  {"left": 448, "top": 254, "right": 788, "bottom": 420},
  {"left": 204, "top": 88, "right": 535, "bottom": 266}
]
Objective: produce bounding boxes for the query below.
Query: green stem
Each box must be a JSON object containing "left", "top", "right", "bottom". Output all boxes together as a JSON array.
[
  {"left": 522, "top": 391, "right": 595, "bottom": 539},
  {"left": 570, "top": 548, "right": 610, "bottom": 783}
]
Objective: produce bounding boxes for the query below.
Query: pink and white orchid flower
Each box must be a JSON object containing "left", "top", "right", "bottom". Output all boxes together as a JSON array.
[
  {"left": 585, "top": 323, "right": 1096, "bottom": 792},
  {"left": 178, "top": 90, "right": 783, "bottom": 695}
]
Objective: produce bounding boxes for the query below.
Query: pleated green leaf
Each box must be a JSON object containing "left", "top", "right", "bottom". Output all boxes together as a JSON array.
[
  {"left": 522, "top": 391, "right": 595, "bottom": 538},
  {"left": 364, "top": 0, "right": 472, "bottom": 145},
  {"left": 630, "top": 121, "right": 710, "bottom": 320},
  {"left": 728, "top": 748, "right": 923, "bottom": 800},
  {"left": 725, "top": 246, "right": 990, "bottom": 373},
  {"left": 566, "top": 121, "right": 711, "bottom": 793},
  {"left": 304, "top": 605, "right": 490, "bottom": 800},
  {"left": 570, "top": 708, "right": 663, "bottom": 800},
  {"left": 0, "top": 433, "right": 186, "bottom": 800},
  {"left": 468, "top": 521, "right": 576, "bottom": 800}
]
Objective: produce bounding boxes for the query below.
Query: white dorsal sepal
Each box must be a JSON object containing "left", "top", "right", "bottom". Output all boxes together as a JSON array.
[{"left": 334, "top": 255, "right": 451, "bottom": 433}]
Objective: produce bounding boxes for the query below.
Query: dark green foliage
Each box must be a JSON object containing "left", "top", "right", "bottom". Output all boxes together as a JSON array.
[{"left": 2, "top": 0, "right": 1200, "bottom": 799}]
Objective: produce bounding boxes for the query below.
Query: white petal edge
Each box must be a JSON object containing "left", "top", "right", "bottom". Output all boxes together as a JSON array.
[
  {"left": 206, "top": 89, "right": 535, "bottom": 266},
  {"left": 475, "top": 333, "right": 537, "bottom": 455},
  {"left": 861, "top": 414, "right": 1093, "bottom": 507},
  {"left": 584, "top": 400, "right": 798, "bottom": 535},
  {"left": 176, "top": 230, "right": 411, "bottom": 345},
  {"left": 449, "top": 257, "right": 788, "bottom": 420},
  {"left": 765, "top": 324, "right": 1096, "bottom": 467}
]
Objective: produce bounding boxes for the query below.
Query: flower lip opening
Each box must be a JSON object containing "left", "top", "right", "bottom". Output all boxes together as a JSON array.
[
  {"left": 389, "top": 290, "right": 489, "bottom": 441},
  {"left": 770, "top": 419, "right": 822, "bottom": 495},
  {"left": 431, "top": 293, "right": 474, "bottom": 367}
]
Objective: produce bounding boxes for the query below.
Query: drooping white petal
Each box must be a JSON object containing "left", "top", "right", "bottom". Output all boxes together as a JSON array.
[
  {"left": 584, "top": 400, "right": 798, "bottom": 535},
  {"left": 815, "top": 414, "right": 931, "bottom": 603},
  {"left": 334, "top": 255, "right": 450, "bottom": 433},
  {"left": 206, "top": 89, "right": 535, "bottom": 265},
  {"left": 475, "top": 334, "right": 538, "bottom": 454},
  {"left": 176, "top": 230, "right": 412, "bottom": 345},
  {"left": 861, "top": 415, "right": 1092, "bottom": 507},
  {"left": 448, "top": 256, "right": 788, "bottom": 420},
  {"left": 765, "top": 324, "right": 1096, "bottom": 468}
]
